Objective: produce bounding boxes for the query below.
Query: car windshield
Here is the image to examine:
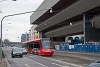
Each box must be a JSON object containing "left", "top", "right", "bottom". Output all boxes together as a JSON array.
[
  {"left": 13, "top": 48, "right": 22, "bottom": 53},
  {"left": 21, "top": 48, "right": 26, "bottom": 50}
]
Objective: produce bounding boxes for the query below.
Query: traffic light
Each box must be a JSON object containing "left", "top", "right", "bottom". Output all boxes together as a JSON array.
[{"left": 12, "top": 0, "right": 17, "bottom": 1}]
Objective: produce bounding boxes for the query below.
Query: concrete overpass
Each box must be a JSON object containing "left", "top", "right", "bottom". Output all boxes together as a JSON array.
[{"left": 30, "top": 0, "right": 100, "bottom": 43}]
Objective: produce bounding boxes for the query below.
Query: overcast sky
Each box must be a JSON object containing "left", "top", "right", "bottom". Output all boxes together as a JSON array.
[{"left": 0, "top": 0, "right": 44, "bottom": 42}]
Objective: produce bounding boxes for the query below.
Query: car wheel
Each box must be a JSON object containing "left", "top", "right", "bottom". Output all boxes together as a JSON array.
[{"left": 20, "top": 55, "right": 23, "bottom": 58}]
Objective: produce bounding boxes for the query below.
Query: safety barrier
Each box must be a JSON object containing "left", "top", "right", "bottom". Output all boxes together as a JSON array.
[{"left": 59, "top": 45, "right": 100, "bottom": 53}]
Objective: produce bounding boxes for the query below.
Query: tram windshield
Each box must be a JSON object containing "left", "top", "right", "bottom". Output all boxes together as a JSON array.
[{"left": 42, "top": 41, "right": 51, "bottom": 49}]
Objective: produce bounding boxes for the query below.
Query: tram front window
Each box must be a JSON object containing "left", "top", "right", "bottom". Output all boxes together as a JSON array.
[{"left": 42, "top": 41, "right": 51, "bottom": 49}]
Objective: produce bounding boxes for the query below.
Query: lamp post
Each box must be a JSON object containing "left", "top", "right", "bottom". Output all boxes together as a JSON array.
[
  {"left": 0, "top": 9, "right": 52, "bottom": 58},
  {"left": 0, "top": 10, "right": 2, "bottom": 59}
]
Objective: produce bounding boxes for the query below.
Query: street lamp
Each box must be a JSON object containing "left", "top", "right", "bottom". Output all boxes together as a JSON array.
[
  {"left": 0, "top": 9, "right": 52, "bottom": 58},
  {"left": 2, "top": 23, "right": 11, "bottom": 25},
  {"left": 3, "top": 30, "right": 8, "bottom": 32},
  {"left": 12, "top": 0, "right": 17, "bottom": 1},
  {"left": 0, "top": 0, "right": 17, "bottom": 2}
]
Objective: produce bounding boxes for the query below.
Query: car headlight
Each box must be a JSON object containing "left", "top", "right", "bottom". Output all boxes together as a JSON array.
[
  {"left": 21, "top": 52, "right": 22, "bottom": 54},
  {"left": 13, "top": 52, "right": 16, "bottom": 54}
]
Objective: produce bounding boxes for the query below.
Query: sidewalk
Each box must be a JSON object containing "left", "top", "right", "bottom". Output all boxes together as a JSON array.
[
  {"left": 0, "top": 59, "right": 7, "bottom": 67},
  {"left": 0, "top": 50, "right": 9, "bottom": 67}
]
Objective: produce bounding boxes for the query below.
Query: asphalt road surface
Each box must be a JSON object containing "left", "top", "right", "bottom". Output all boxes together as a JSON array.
[{"left": 3, "top": 47, "right": 82, "bottom": 67}]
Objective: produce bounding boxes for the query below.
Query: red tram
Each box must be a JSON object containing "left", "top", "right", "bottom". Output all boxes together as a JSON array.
[{"left": 24, "top": 38, "right": 54, "bottom": 56}]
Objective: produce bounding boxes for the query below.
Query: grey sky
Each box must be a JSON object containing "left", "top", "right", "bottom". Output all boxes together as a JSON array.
[{"left": 0, "top": 0, "right": 44, "bottom": 42}]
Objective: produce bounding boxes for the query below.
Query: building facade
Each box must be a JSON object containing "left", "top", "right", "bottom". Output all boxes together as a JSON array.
[
  {"left": 21, "top": 33, "right": 29, "bottom": 42},
  {"left": 29, "top": 25, "right": 40, "bottom": 40}
]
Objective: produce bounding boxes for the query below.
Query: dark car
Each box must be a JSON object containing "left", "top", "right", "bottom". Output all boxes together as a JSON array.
[{"left": 11, "top": 48, "right": 23, "bottom": 58}]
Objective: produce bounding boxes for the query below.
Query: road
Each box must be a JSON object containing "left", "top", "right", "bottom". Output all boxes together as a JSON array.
[
  {"left": 55, "top": 51, "right": 100, "bottom": 61},
  {"left": 3, "top": 47, "right": 82, "bottom": 67}
]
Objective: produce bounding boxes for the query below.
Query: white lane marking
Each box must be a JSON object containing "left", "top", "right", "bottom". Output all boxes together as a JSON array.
[
  {"left": 24, "top": 57, "right": 48, "bottom": 67},
  {"left": 51, "top": 63, "right": 69, "bottom": 67},
  {"left": 30, "top": 55, "right": 37, "bottom": 57},
  {"left": 42, "top": 57, "right": 82, "bottom": 67},
  {"left": 30, "top": 56, "right": 34, "bottom": 57},
  {"left": 51, "top": 63, "right": 63, "bottom": 66},
  {"left": 24, "top": 64, "right": 30, "bottom": 67}
]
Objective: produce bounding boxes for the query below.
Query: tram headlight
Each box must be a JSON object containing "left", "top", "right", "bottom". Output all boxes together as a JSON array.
[{"left": 42, "top": 49, "right": 45, "bottom": 51}]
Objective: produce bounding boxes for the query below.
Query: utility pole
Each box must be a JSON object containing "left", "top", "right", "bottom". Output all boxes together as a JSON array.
[{"left": 12, "top": 0, "right": 17, "bottom": 1}]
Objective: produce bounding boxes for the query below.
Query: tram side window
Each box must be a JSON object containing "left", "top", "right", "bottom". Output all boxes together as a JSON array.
[
  {"left": 28, "top": 44, "right": 33, "bottom": 48},
  {"left": 33, "top": 42, "right": 40, "bottom": 49}
]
